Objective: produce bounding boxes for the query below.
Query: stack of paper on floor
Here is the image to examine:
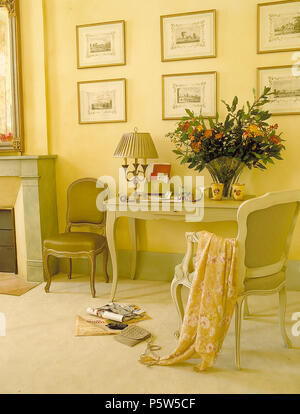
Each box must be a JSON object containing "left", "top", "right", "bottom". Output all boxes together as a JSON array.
[
  {"left": 87, "top": 303, "right": 150, "bottom": 324},
  {"left": 75, "top": 303, "right": 150, "bottom": 337},
  {"left": 75, "top": 316, "right": 121, "bottom": 336}
]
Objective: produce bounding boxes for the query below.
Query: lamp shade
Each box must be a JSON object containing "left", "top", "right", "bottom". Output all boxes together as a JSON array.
[{"left": 113, "top": 130, "right": 158, "bottom": 159}]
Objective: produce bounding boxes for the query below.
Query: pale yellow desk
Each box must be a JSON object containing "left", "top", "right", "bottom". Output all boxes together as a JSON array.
[{"left": 105, "top": 196, "right": 253, "bottom": 301}]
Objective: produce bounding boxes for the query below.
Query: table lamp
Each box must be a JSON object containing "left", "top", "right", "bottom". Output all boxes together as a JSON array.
[{"left": 113, "top": 127, "right": 158, "bottom": 189}]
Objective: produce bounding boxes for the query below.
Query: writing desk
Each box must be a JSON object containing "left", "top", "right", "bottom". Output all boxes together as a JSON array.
[{"left": 105, "top": 196, "right": 253, "bottom": 301}]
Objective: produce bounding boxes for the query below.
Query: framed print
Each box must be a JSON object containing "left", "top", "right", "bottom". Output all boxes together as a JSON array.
[
  {"left": 162, "top": 72, "right": 217, "bottom": 120},
  {"left": 160, "top": 10, "right": 216, "bottom": 62},
  {"left": 0, "top": 1, "right": 24, "bottom": 152},
  {"left": 257, "top": 0, "right": 300, "bottom": 53},
  {"left": 76, "top": 20, "right": 126, "bottom": 68},
  {"left": 257, "top": 65, "right": 300, "bottom": 115},
  {"left": 78, "top": 78, "right": 127, "bottom": 124}
]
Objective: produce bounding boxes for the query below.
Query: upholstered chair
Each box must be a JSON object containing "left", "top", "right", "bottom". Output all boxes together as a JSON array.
[
  {"left": 43, "top": 178, "right": 109, "bottom": 297},
  {"left": 171, "top": 190, "right": 300, "bottom": 369}
]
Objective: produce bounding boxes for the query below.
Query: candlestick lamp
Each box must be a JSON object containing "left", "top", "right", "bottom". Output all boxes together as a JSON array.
[{"left": 113, "top": 128, "right": 158, "bottom": 189}]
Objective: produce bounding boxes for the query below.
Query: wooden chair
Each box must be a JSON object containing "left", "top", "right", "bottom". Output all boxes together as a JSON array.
[
  {"left": 171, "top": 190, "right": 300, "bottom": 369},
  {"left": 43, "top": 178, "right": 109, "bottom": 297}
]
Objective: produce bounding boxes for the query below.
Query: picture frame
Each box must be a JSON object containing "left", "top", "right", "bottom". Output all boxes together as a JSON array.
[
  {"left": 162, "top": 72, "right": 217, "bottom": 120},
  {"left": 257, "top": 65, "right": 300, "bottom": 115},
  {"left": 257, "top": 0, "right": 300, "bottom": 54},
  {"left": 160, "top": 10, "right": 216, "bottom": 62},
  {"left": 77, "top": 78, "right": 127, "bottom": 124},
  {"left": 76, "top": 20, "right": 126, "bottom": 69},
  {"left": 0, "top": 0, "right": 24, "bottom": 153}
]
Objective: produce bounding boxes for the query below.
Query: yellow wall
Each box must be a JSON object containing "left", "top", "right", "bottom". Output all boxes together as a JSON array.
[
  {"left": 19, "top": 0, "right": 49, "bottom": 155},
  {"left": 18, "top": 0, "right": 300, "bottom": 258}
]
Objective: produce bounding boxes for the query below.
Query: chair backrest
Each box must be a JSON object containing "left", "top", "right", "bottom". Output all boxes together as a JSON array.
[
  {"left": 236, "top": 190, "right": 300, "bottom": 290},
  {"left": 66, "top": 178, "right": 108, "bottom": 231}
]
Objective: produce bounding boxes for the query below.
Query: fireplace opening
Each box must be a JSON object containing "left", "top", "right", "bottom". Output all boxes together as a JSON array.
[{"left": 0, "top": 208, "right": 17, "bottom": 274}]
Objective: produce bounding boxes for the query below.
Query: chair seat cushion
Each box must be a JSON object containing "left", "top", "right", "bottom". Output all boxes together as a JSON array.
[
  {"left": 244, "top": 271, "right": 285, "bottom": 292},
  {"left": 44, "top": 232, "right": 106, "bottom": 253}
]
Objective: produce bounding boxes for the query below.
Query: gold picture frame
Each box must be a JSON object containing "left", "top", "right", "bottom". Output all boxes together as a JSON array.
[
  {"left": 77, "top": 78, "right": 127, "bottom": 124},
  {"left": 0, "top": 0, "right": 24, "bottom": 153},
  {"left": 257, "top": 0, "right": 300, "bottom": 54},
  {"left": 160, "top": 10, "right": 216, "bottom": 62},
  {"left": 162, "top": 71, "right": 217, "bottom": 120},
  {"left": 257, "top": 65, "right": 300, "bottom": 115},
  {"left": 76, "top": 20, "right": 126, "bottom": 69}
]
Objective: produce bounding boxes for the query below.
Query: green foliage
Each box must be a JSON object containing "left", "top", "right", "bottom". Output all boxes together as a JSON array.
[{"left": 167, "top": 88, "right": 285, "bottom": 172}]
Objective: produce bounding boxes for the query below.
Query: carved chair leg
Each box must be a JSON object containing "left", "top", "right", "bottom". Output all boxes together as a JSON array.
[
  {"left": 171, "top": 278, "right": 185, "bottom": 333},
  {"left": 67, "top": 258, "right": 72, "bottom": 280},
  {"left": 243, "top": 296, "right": 250, "bottom": 318},
  {"left": 235, "top": 296, "right": 245, "bottom": 370},
  {"left": 103, "top": 246, "right": 109, "bottom": 283},
  {"left": 43, "top": 250, "right": 52, "bottom": 293},
  {"left": 89, "top": 254, "right": 96, "bottom": 298},
  {"left": 279, "top": 286, "right": 292, "bottom": 348}
]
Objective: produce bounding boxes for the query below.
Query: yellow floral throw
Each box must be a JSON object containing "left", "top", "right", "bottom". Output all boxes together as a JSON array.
[{"left": 140, "top": 231, "right": 238, "bottom": 371}]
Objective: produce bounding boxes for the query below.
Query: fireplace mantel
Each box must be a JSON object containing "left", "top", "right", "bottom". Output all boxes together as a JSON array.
[{"left": 0, "top": 155, "right": 58, "bottom": 281}]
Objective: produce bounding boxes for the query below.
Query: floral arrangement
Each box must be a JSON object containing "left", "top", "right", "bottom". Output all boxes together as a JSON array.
[
  {"left": 167, "top": 87, "right": 285, "bottom": 173},
  {"left": 0, "top": 132, "right": 13, "bottom": 142}
]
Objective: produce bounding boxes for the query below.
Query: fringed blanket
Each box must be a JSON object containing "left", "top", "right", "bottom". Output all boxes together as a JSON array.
[{"left": 140, "top": 231, "right": 238, "bottom": 371}]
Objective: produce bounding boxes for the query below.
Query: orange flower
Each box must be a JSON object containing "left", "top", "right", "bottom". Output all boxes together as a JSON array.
[
  {"left": 215, "top": 133, "right": 224, "bottom": 140},
  {"left": 191, "top": 141, "right": 202, "bottom": 152},
  {"left": 179, "top": 121, "right": 190, "bottom": 132},
  {"left": 189, "top": 132, "right": 196, "bottom": 141},
  {"left": 196, "top": 125, "right": 204, "bottom": 132},
  {"left": 247, "top": 124, "right": 262, "bottom": 137},
  {"left": 270, "top": 135, "right": 281, "bottom": 145},
  {"left": 203, "top": 129, "right": 213, "bottom": 138}
]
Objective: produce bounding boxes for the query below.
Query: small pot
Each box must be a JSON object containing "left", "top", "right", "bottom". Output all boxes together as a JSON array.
[
  {"left": 211, "top": 183, "right": 224, "bottom": 201},
  {"left": 232, "top": 183, "right": 245, "bottom": 201}
]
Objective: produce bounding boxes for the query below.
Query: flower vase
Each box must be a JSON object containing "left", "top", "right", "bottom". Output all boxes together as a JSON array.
[{"left": 206, "top": 156, "right": 245, "bottom": 198}]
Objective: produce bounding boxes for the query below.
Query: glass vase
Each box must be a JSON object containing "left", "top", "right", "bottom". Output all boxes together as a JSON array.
[{"left": 206, "top": 156, "right": 245, "bottom": 198}]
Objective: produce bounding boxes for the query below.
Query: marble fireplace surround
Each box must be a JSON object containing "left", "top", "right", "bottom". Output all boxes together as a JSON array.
[{"left": 0, "top": 156, "right": 58, "bottom": 282}]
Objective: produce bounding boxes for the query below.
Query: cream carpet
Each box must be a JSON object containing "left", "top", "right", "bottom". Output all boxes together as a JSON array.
[{"left": 0, "top": 273, "right": 300, "bottom": 394}]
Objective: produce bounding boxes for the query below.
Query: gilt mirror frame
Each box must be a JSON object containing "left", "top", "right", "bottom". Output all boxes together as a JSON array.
[{"left": 0, "top": 0, "right": 23, "bottom": 152}]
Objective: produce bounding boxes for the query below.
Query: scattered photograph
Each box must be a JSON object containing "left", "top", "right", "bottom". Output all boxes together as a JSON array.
[
  {"left": 257, "top": 65, "right": 300, "bottom": 115},
  {"left": 161, "top": 10, "right": 216, "bottom": 61},
  {"left": 78, "top": 79, "right": 126, "bottom": 123},
  {"left": 76, "top": 20, "right": 125, "bottom": 68},
  {"left": 162, "top": 72, "right": 217, "bottom": 120},
  {"left": 258, "top": 0, "right": 300, "bottom": 53}
]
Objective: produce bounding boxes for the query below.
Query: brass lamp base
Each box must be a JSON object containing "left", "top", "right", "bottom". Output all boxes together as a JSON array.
[{"left": 122, "top": 162, "right": 148, "bottom": 190}]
